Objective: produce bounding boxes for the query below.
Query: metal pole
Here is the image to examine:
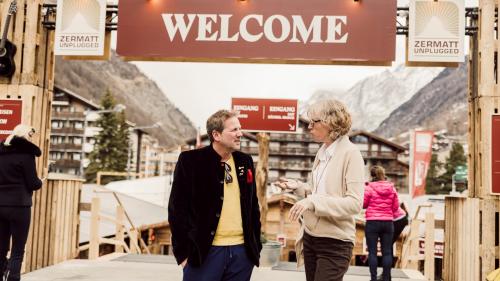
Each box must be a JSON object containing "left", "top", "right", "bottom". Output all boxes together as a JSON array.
[
  {"left": 80, "top": 111, "right": 88, "bottom": 177},
  {"left": 126, "top": 128, "right": 133, "bottom": 179},
  {"left": 135, "top": 130, "right": 143, "bottom": 178}
]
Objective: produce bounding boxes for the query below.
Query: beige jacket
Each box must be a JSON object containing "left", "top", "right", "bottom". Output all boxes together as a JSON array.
[{"left": 294, "top": 135, "right": 365, "bottom": 266}]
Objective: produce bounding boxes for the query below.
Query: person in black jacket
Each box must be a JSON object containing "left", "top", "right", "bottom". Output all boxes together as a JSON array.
[
  {"left": 168, "top": 110, "right": 262, "bottom": 281},
  {"left": 0, "top": 124, "right": 42, "bottom": 281}
]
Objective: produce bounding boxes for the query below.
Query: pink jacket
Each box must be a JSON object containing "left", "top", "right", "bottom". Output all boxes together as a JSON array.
[{"left": 363, "top": 181, "right": 399, "bottom": 221}]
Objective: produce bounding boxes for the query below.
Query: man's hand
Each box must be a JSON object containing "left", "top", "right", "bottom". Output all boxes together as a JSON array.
[
  {"left": 181, "top": 259, "right": 188, "bottom": 268},
  {"left": 288, "top": 198, "right": 313, "bottom": 222}
]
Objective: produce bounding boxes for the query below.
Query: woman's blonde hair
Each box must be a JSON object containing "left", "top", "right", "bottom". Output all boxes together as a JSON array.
[
  {"left": 4, "top": 124, "right": 35, "bottom": 146},
  {"left": 307, "top": 99, "right": 352, "bottom": 140},
  {"left": 370, "top": 165, "right": 386, "bottom": 181}
]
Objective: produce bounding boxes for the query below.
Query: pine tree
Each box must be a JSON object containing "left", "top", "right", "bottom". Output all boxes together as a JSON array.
[
  {"left": 439, "top": 142, "right": 467, "bottom": 192},
  {"left": 86, "top": 90, "right": 129, "bottom": 184},
  {"left": 425, "top": 153, "right": 442, "bottom": 194}
]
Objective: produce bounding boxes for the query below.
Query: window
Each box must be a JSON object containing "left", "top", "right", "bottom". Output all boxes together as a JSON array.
[
  {"left": 351, "top": 135, "right": 368, "bottom": 144},
  {"left": 75, "top": 122, "right": 83, "bottom": 129}
]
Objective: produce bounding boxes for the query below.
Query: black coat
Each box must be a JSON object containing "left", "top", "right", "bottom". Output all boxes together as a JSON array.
[
  {"left": 0, "top": 137, "right": 42, "bottom": 206},
  {"left": 168, "top": 145, "right": 262, "bottom": 267}
]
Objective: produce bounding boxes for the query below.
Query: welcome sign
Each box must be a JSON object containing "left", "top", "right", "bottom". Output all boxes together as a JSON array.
[{"left": 117, "top": 0, "right": 396, "bottom": 65}]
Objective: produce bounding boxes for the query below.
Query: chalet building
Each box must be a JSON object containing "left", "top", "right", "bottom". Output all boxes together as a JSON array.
[
  {"left": 188, "top": 119, "right": 409, "bottom": 192},
  {"left": 50, "top": 86, "right": 172, "bottom": 179},
  {"left": 50, "top": 86, "right": 100, "bottom": 175}
]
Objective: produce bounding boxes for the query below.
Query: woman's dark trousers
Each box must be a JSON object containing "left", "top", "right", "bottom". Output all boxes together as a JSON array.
[
  {"left": 365, "top": 220, "right": 394, "bottom": 281},
  {"left": 303, "top": 232, "right": 353, "bottom": 281},
  {"left": 0, "top": 207, "right": 31, "bottom": 281}
]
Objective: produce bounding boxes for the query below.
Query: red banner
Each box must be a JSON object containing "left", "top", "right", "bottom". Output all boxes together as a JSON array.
[
  {"left": 0, "top": 100, "right": 22, "bottom": 141},
  {"left": 492, "top": 115, "right": 500, "bottom": 194},
  {"left": 117, "top": 0, "right": 396, "bottom": 64},
  {"left": 232, "top": 98, "right": 298, "bottom": 133},
  {"left": 410, "top": 130, "right": 434, "bottom": 198}
]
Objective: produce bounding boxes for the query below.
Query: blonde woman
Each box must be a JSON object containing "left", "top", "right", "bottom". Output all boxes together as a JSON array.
[
  {"left": 276, "top": 99, "right": 365, "bottom": 281},
  {"left": 0, "top": 124, "right": 42, "bottom": 281}
]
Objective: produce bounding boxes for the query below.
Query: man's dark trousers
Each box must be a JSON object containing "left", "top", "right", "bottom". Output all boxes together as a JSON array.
[{"left": 183, "top": 245, "right": 253, "bottom": 281}]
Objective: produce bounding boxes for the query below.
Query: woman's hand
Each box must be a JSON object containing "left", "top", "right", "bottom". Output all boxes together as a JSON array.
[
  {"left": 289, "top": 198, "right": 313, "bottom": 222},
  {"left": 274, "top": 177, "right": 302, "bottom": 192}
]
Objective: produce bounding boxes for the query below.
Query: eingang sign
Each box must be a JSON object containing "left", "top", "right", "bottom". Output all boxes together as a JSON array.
[
  {"left": 117, "top": 0, "right": 396, "bottom": 65},
  {"left": 232, "top": 98, "right": 298, "bottom": 133}
]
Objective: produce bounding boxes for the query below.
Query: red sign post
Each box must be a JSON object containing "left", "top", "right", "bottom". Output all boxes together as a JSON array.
[
  {"left": 492, "top": 115, "right": 500, "bottom": 194},
  {"left": 117, "top": 0, "right": 396, "bottom": 64},
  {"left": 0, "top": 100, "right": 22, "bottom": 141},
  {"left": 232, "top": 98, "right": 298, "bottom": 133}
]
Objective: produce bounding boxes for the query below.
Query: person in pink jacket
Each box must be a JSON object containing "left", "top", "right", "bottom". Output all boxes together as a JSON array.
[{"left": 364, "top": 165, "right": 399, "bottom": 281}]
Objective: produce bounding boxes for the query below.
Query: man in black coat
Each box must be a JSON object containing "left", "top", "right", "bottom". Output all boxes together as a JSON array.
[{"left": 168, "top": 110, "right": 262, "bottom": 281}]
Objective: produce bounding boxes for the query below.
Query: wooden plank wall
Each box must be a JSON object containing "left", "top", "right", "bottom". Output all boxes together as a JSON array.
[
  {"left": 452, "top": 0, "right": 500, "bottom": 279},
  {"left": 0, "top": 0, "right": 55, "bottom": 178},
  {"left": 23, "top": 174, "right": 83, "bottom": 273},
  {"left": 443, "top": 197, "right": 481, "bottom": 281},
  {"left": 0, "top": 0, "right": 62, "bottom": 273}
]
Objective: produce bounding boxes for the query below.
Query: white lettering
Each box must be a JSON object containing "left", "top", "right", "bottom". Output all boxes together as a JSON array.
[
  {"left": 234, "top": 105, "right": 259, "bottom": 111},
  {"left": 162, "top": 13, "right": 197, "bottom": 42},
  {"left": 197, "top": 14, "right": 218, "bottom": 41},
  {"left": 0, "top": 110, "right": 13, "bottom": 115},
  {"left": 219, "top": 14, "right": 239, "bottom": 41},
  {"left": 290, "top": 15, "right": 323, "bottom": 43},
  {"left": 269, "top": 106, "right": 295, "bottom": 113},
  {"left": 161, "top": 13, "right": 349, "bottom": 44},
  {"left": 240, "top": 15, "right": 263, "bottom": 42},
  {"left": 0, "top": 119, "right": 7, "bottom": 124},
  {"left": 325, "top": 16, "right": 348, "bottom": 43},
  {"left": 264, "top": 15, "right": 290, "bottom": 43}
]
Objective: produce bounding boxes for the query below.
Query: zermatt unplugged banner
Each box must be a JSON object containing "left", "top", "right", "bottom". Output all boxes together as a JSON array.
[{"left": 116, "top": 0, "right": 396, "bottom": 65}]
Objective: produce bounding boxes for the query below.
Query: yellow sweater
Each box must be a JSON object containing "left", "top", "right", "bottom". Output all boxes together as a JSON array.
[{"left": 212, "top": 156, "right": 244, "bottom": 246}]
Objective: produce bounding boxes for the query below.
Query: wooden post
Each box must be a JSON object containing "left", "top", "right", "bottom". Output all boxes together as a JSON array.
[
  {"left": 256, "top": 132, "right": 270, "bottom": 234},
  {"left": 401, "top": 219, "right": 421, "bottom": 270},
  {"left": 115, "top": 205, "right": 125, "bottom": 253},
  {"left": 89, "top": 197, "right": 101, "bottom": 260},
  {"left": 424, "top": 212, "right": 435, "bottom": 281},
  {"left": 129, "top": 229, "right": 139, "bottom": 254}
]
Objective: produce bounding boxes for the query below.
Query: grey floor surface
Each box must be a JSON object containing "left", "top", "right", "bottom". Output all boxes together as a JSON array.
[{"left": 23, "top": 254, "right": 426, "bottom": 281}]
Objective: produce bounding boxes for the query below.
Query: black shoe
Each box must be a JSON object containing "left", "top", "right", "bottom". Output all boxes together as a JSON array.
[{"left": 376, "top": 274, "right": 383, "bottom": 281}]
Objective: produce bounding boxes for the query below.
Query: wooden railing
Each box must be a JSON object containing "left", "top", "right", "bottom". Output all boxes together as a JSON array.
[
  {"left": 268, "top": 161, "right": 313, "bottom": 170},
  {"left": 23, "top": 173, "right": 83, "bottom": 273},
  {"left": 51, "top": 127, "right": 84, "bottom": 135},
  {"left": 399, "top": 204, "right": 444, "bottom": 281},
  {"left": 80, "top": 192, "right": 151, "bottom": 259},
  {"left": 240, "top": 146, "right": 318, "bottom": 156},
  {"left": 50, "top": 143, "right": 82, "bottom": 151},
  {"left": 52, "top": 111, "right": 85, "bottom": 119}
]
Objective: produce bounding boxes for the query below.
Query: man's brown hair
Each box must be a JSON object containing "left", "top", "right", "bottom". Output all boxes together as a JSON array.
[{"left": 206, "top": 110, "right": 238, "bottom": 143}]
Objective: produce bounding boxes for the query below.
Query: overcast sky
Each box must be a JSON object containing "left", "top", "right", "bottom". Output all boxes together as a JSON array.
[{"left": 124, "top": 0, "right": 477, "bottom": 130}]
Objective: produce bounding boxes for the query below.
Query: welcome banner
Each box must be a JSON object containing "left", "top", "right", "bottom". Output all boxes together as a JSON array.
[{"left": 117, "top": 0, "right": 396, "bottom": 65}]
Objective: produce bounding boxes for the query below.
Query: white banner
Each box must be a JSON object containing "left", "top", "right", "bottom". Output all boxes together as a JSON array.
[
  {"left": 54, "top": 0, "right": 106, "bottom": 56},
  {"left": 408, "top": 0, "right": 465, "bottom": 63}
]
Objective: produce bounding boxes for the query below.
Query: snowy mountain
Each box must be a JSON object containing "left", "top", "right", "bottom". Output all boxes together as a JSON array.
[
  {"left": 374, "top": 62, "right": 468, "bottom": 138},
  {"left": 305, "top": 64, "right": 444, "bottom": 131}
]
